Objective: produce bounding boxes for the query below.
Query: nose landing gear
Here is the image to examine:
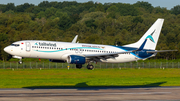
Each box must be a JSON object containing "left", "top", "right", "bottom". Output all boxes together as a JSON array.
[
  {"left": 18, "top": 60, "right": 22, "bottom": 64},
  {"left": 12, "top": 56, "right": 23, "bottom": 64}
]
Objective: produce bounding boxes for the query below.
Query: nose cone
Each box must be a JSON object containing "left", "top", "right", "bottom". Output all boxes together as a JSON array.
[{"left": 4, "top": 46, "right": 10, "bottom": 53}]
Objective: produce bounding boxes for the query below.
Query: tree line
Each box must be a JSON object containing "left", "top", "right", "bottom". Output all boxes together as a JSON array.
[{"left": 0, "top": 1, "right": 180, "bottom": 61}]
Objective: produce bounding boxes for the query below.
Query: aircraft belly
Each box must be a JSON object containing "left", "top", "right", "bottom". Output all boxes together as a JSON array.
[{"left": 30, "top": 51, "right": 62, "bottom": 59}]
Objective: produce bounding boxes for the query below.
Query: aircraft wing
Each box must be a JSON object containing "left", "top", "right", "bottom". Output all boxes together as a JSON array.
[
  {"left": 83, "top": 49, "right": 177, "bottom": 62},
  {"left": 83, "top": 51, "right": 134, "bottom": 61},
  {"left": 146, "top": 50, "right": 177, "bottom": 53},
  {"left": 84, "top": 51, "right": 133, "bottom": 57}
]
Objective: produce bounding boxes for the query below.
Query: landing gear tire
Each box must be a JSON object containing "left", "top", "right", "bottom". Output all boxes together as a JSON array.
[
  {"left": 18, "top": 61, "right": 22, "bottom": 64},
  {"left": 87, "top": 64, "right": 94, "bottom": 70},
  {"left": 76, "top": 64, "right": 82, "bottom": 69}
]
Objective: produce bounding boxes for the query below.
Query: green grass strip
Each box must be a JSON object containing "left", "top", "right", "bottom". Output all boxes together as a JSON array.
[{"left": 0, "top": 68, "right": 180, "bottom": 88}]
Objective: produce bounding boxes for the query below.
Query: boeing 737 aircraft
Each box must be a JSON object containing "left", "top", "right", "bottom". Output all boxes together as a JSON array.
[{"left": 4, "top": 18, "right": 176, "bottom": 70}]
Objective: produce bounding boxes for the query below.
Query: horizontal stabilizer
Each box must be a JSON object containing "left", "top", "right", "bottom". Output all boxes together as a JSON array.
[{"left": 146, "top": 50, "right": 178, "bottom": 53}]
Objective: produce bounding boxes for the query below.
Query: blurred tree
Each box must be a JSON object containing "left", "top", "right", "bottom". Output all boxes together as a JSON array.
[
  {"left": 106, "top": 5, "right": 118, "bottom": 18},
  {"left": 171, "top": 5, "right": 180, "bottom": 15},
  {"left": 0, "top": 4, "right": 7, "bottom": 12},
  {"left": 166, "top": 33, "right": 176, "bottom": 45},
  {"left": 6, "top": 3, "right": 15, "bottom": 11},
  {"left": 38, "top": 1, "right": 50, "bottom": 8},
  {"left": 85, "top": 19, "right": 97, "bottom": 29},
  {"left": 45, "top": 7, "right": 57, "bottom": 18},
  {"left": 16, "top": 3, "right": 34, "bottom": 12},
  {"left": 134, "top": 1, "right": 153, "bottom": 13},
  {"left": 95, "top": 3, "right": 104, "bottom": 12}
]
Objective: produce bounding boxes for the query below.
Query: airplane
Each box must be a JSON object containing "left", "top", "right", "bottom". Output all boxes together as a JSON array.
[{"left": 4, "top": 18, "right": 176, "bottom": 70}]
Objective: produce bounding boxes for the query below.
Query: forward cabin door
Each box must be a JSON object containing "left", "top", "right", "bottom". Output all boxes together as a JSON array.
[{"left": 26, "top": 42, "right": 31, "bottom": 52}]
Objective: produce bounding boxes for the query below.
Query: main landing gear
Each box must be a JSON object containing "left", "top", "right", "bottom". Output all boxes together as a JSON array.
[
  {"left": 75, "top": 64, "right": 94, "bottom": 70},
  {"left": 76, "top": 64, "right": 82, "bottom": 69},
  {"left": 86, "top": 64, "right": 94, "bottom": 70}
]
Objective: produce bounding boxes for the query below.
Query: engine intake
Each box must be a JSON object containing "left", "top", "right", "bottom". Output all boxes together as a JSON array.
[{"left": 67, "top": 55, "right": 85, "bottom": 64}]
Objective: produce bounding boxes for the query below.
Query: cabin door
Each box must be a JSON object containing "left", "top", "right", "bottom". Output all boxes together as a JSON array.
[{"left": 26, "top": 42, "right": 31, "bottom": 52}]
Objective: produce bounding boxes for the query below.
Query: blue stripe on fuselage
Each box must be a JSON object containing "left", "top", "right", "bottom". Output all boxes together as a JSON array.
[{"left": 112, "top": 45, "right": 155, "bottom": 59}]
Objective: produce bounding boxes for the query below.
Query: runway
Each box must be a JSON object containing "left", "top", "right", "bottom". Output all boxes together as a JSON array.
[{"left": 0, "top": 87, "right": 180, "bottom": 101}]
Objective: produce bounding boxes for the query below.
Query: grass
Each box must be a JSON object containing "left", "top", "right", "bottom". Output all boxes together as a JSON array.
[{"left": 0, "top": 68, "right": 180, "bottom": 88}]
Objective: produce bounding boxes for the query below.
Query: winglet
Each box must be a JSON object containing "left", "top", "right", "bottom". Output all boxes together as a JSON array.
[{"left": 72, "top": 35, "right": 78, "bottom": 43}]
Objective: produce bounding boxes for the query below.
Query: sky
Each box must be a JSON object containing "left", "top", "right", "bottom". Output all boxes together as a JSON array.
[{"left": 0, "top": 0, "right": 179, "bottom": 10}]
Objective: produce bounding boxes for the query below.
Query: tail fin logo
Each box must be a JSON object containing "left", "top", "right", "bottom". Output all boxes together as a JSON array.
[{"left": 145, "top": 30, "right": 155, "bottom": 43}]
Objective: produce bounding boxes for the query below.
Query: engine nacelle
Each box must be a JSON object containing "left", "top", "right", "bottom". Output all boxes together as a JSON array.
[
  {"left": 67, "top": 55, "right": 85, "bottom": 64},
  {"left": 49, "top": 59, "right": 66, "bottom": 63}
]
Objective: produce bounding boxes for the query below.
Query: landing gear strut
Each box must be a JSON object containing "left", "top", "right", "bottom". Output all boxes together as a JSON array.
[
  {"left": 12, "top": 56, "right": 23, "bottom": 64},
  {"left": 76, "top": 64, "right": 82, "bottom": 69},
  {"left": 87, "top": 64, "right": 94, "bottom": 70}
]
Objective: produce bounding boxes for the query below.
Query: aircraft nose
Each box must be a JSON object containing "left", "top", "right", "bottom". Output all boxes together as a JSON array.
[{"left": 4, "top": 46, "right": 10, "bottom": 53}]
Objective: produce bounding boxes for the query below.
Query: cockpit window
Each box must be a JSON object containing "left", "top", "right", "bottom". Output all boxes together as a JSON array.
[{"left": 11, "top": 44, "right": 20, "bottom": 47}]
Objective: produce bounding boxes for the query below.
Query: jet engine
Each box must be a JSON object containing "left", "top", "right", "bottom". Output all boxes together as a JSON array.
[{"left": 67, "top": 55, "right": 85, "bottom": 64}]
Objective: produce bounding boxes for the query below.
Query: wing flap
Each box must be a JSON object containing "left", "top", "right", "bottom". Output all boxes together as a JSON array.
[{"left": 84, "top": 51, "right": 133, "bottom": 58}]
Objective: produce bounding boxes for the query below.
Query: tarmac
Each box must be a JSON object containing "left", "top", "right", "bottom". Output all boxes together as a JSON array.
[{"left": 0, "top": 87, "right": 180, "bottom": 101}]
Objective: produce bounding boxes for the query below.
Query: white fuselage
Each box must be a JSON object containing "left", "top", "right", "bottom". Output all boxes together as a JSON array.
[{"left": 4, "top": 40, "right": 141, "bottom": 63}]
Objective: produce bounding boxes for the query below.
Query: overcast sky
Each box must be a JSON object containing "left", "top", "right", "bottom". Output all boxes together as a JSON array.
[{"left": 0, "top": 0, "right": 179, "bottom": 10}]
